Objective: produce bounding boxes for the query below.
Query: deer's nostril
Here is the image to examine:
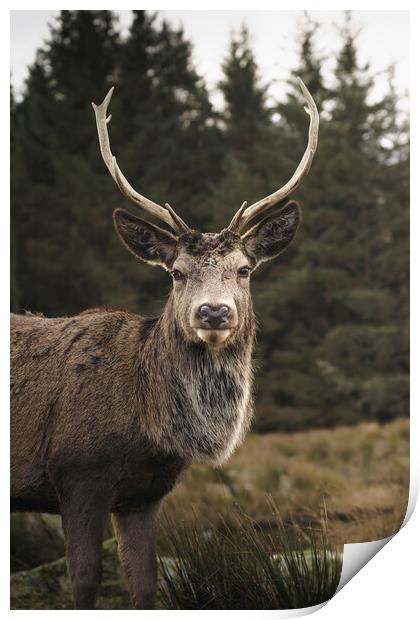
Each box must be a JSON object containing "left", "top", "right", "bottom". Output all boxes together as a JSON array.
[
  {"left": 198, "top": 304, "right": 231, "bottom": 328},
  {"left": 198, "top": 305, "right": 211, "bottom": 319}
]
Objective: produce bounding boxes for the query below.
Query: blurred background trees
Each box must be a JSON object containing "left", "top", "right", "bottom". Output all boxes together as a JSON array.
[{"left": 10, "top": 10, "right": 409, "bottom": 432}]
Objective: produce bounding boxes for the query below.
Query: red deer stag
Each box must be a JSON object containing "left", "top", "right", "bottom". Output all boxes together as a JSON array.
[{"left": 11, "top": 78, "right": 318, "bottom": 609}]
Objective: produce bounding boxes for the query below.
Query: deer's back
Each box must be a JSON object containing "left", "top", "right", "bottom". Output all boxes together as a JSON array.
[{"left": 11, "top": 309, "right": 140, "bottom": 429}]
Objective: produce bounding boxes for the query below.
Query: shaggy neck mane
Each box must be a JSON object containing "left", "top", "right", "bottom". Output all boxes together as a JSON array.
[{"left": 136, "top": 296, "right": 255, "bottom": 465}]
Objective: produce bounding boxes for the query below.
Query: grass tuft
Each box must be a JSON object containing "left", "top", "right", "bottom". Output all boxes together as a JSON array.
[{"left": 158, "top": 502, "right": 342, "bottom": 610}]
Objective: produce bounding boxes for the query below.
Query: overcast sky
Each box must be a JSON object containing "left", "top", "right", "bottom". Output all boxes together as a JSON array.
[{"left": 10, "top": 10, "right": 409, "bottom": 109}]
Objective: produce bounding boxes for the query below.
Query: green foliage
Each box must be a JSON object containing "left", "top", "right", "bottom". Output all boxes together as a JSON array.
[
  {"left": 219, "top": 26, "right": 270, "bottom": 168},
  {"left": 251, "top": 13, "right": 409, "bottom": 431},
  {"left": 11, "top": 11, "right": 409, "bottom": 431},
  {"left": 159, "top": 505, "right": 341, "bottom": 609}
]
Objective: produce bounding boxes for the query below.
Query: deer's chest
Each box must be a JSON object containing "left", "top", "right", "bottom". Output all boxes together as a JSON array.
[{"left": 166, "top": 360, "right": 251, "bottom": 463}]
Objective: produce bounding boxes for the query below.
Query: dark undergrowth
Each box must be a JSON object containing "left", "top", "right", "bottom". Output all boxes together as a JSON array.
[{"left": 159, "top": 501, "right": 342, "bottom": 610}]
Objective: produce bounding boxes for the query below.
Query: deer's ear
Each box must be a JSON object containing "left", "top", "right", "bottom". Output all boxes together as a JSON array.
[
  {"left": 113, "top": 208, "right": 177, "bottom": 269},
  {"left": 241, "top": 201, "right": 301, "bottom": 266}
]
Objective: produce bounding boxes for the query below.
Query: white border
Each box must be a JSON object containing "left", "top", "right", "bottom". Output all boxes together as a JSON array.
[{"left": 2, "top": 2, "right": 417, "bottom": 618}]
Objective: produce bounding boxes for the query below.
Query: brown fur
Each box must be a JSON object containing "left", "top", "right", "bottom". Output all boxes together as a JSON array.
[{"left": 10, "top": 201, "right": 301, "bottom": 609}]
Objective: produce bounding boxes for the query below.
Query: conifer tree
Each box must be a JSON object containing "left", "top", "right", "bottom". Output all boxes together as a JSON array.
[
  {"left": 12, "top": 11, "right": 120, "bottom": 315},
  {"left": 11, "top": 59, "right": 61, "bottom": 313},
  {"left": 250, "top": 15, "right": 329, "bottom": 431},
  {"left": 312, "top": 14, "right": 407, "bottom": 424},
  {"left": 253, "top": 13, "right": 409, "bottom": 430},
  {"left": 209, "top": 26, "right": 273, "bottom": 231},
  {"left": 219, "top": 25, "right": 270, "bottom": 168}
]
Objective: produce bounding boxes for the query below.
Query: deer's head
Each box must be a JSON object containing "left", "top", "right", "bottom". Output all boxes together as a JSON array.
[{"left": 92, "top": 80, "right": 318, "bottom": 349}]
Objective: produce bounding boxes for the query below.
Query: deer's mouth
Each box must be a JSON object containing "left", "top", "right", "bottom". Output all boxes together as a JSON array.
[{"left": 195, "top": 328, "right": 232, "bottom": 346}]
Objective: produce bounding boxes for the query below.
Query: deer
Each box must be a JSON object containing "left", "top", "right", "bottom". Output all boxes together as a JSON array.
[{"left": 10, "top": 78, "right": 318, "bottom": 609}]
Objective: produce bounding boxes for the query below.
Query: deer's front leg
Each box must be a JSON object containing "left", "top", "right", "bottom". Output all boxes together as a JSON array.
[
  {"left": 59, "top": 480, "right": 110, "bottom": 609},
  {"left": 112, "top": 501, "right": 161, "bottom": 609}
]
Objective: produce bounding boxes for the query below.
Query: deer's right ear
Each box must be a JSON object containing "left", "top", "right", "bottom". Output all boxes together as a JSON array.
[{"left": 113, "top": 208, "right": 177, "bottom": 269}]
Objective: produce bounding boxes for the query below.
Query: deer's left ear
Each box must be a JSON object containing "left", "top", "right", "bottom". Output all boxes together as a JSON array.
[{"left": 241, "top": 201, "right": 301, "bottom": 266}]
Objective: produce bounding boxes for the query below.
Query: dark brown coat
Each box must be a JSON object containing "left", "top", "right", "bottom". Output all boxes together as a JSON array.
[{"left": 11, "top": 205, "right": 302, "bottom": 609}]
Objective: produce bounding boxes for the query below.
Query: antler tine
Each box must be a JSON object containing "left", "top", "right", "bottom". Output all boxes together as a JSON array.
[
  {"left": 164, "top": 203, "right": 191, "bottom": 234},
  {"left": 91, "top": 87, "right": 115, "bottom": 178},
  {"left": 227, "top": 77, "right": 319, "bottom": 234},
  {"left": 227, "top": 201, "right": 248, "bottom": 232},
  {"left": 92, "top": 88, "right": 190, "bottom": 234}
]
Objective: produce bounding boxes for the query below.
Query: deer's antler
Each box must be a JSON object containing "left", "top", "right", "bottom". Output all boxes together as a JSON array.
[
  {"left": 227, "top": 77, "right": 319, "bottom": 234},
  {"left": 92, "top": 87, "right": 190, "bottom": 235}
]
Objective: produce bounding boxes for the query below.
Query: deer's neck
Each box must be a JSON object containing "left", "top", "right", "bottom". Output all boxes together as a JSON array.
[{"left": 138, "top": 303, "right": 255, "bottom": 465}]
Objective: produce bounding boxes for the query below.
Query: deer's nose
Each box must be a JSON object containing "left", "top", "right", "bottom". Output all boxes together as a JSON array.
[{"left": 197, "top": 304, "right": 230, "bottom": 329}]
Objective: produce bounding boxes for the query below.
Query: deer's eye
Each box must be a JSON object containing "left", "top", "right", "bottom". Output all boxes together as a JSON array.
[
  {"left": 171, "top": 269, "right": 184, "bottom": 281},
  {"left": 238, "top": 266, "right": 251, "bottom": 278}
]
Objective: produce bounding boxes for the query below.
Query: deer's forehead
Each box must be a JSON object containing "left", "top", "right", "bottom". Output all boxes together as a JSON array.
[
  {"left": 175, "top": 231, "right": 246, "bottom": 267},
  {"left": 178, "top": 230, "right": 242, "bottom": 255},
  {"left": 173, "top": 232, "right": 247, "bottom": 272}
]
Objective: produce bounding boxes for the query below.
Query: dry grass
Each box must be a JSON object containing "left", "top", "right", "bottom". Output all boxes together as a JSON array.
[
  {"left": 10, "top": 418, "right": 408, "bottom": 610},
  {"left": 163, "top": 418, "right": 409, "bottom": 547}
]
